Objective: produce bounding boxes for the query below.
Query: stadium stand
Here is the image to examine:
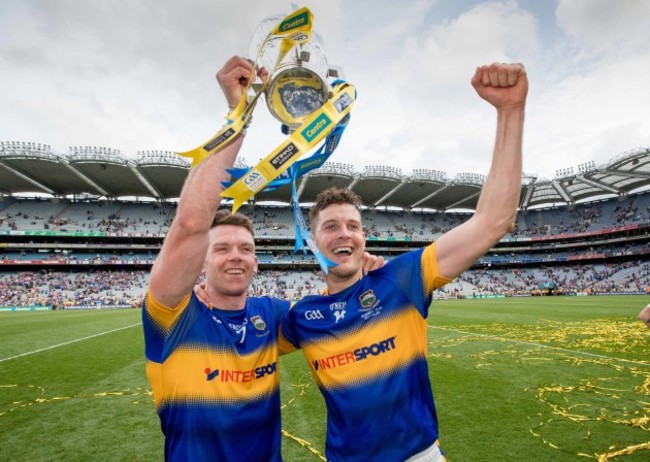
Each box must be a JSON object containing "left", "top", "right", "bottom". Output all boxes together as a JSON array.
[{"left": 1, "top": 141, "right": 649, "bottom": 309}]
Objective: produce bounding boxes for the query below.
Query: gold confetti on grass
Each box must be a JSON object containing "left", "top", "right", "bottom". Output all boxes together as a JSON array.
[
  {"left": 529, "top": 361, "right": 648, "bottom": 460},
  {"left": 445, "top": 318, "right": 649, "bottom": 360},
  {"left": 281, "top": 430, "right": 326, "bottom": 461},
  {"left": 597, "top": 442, "right": 650, "bottom": 462},
  {"left": 281, "top": 371, "right": 326, "bottom": 460},
  {"left": 0, "top": 385, "right": 152, "bottom": 417},
  {"left": 281, "top": 371, "right": 313, "bottom": 409},
  {"left": 429, "top": 318, "right": 649, "bottom": 460},
  {"left": 2, "top": 376, "right": 328, "bottom": 460}
]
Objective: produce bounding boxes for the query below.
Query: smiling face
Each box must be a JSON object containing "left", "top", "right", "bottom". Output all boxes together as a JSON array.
[
  {"left": 204, "top": 224, "right": 258, "bottom": 300},
  {"left": 311, "top": 202, "right": 366, "bottom": 287}
]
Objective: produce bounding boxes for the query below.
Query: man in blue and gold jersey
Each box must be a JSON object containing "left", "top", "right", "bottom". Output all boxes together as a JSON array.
[
  {"left": 142, "top": 56, "right": 290, "bottom": 461},
  {"left": 280, "top": 63, "right": 528, "bottom": 461}
]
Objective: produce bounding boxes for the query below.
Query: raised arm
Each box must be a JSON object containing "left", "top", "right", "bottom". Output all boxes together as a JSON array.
[
  {"left": 436, "top": 63, "right": 528, "bottom": 280},
  {"left": 148, "top": 56, "right": 258, "bottom": 307}
]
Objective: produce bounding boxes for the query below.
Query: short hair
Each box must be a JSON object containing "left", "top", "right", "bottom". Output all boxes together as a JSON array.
[
  {"left": 211, "top": 209, "right": 254, "bottom": 237},
  {"left": 309, "top": 187, "right": 362, "bottom": 227}
]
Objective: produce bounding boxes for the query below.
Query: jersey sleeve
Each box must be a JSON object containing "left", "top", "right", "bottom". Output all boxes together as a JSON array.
[
  {"left": 142, "top": 288, "right": 194, "bottom": 363},
  {"left": 269, "top": 297, "right": 297, "bottom": 355},
  {"left": 272, "top": 298, "right": 291, "bottom": 326},
  {"left": 421, "top": 242, "right": 453, "bottom": 292},
  {"left": 380, "top": 242, "right": 452, "bottom": 318},
  {"left": 278, "top": 303, "right": 301, "bottom": 354},
  {"left": 420, "top": 242, "right": 453, "bottom": 313}
]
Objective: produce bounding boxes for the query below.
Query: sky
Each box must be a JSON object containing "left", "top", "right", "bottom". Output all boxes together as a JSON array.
[{"left": 1, "top": 0, "right": 649, "bottom": 181}]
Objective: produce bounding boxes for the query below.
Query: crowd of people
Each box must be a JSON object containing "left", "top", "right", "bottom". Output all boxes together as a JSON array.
[
  {"left": 0, "top": 202, "right": 174, "bottom": 234},
  {"left": 1, "top": 192, "right": 649, "bottom": 240},
  {"left": 513, "top": 196, "right": 649, "bottom": 237},
  {"left": 1, "top": 260, "right": 648, "bottom": 309},
  {"left": 0, "top": 269, "right": 147, "bottom": 308},
  {"left": 443, "top": 261, "right": 650, "bottom": 297}
]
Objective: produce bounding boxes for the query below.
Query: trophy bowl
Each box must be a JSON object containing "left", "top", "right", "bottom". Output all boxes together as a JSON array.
[{"left": 249, "top": 14, "right": 331, "bottom": 129}]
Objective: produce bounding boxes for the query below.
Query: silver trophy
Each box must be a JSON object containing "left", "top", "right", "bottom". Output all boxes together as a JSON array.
[{"left": 249, "top": 13, "right": 340, "bottom": 130}]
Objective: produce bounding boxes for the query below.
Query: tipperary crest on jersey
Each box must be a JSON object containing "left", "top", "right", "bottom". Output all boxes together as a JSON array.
[
  {"left": 250, "top": 315, "right": 267, "bottom": 331},
  {"left": 359, "top": 290, "right": 377, "bottom": 309}
]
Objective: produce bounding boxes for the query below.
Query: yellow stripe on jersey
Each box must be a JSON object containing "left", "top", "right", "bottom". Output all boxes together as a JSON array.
[
  {"left": 145, "top": 289, "right": 192, "bottom": 334},
  {"left": 421, "top": 243, "right": 453, "bottom": 294},
  {"left": 302, "top": 307, "right": 427, "bottom": 389},
  {"left": 146, "top": 344, "right": 279, "bottom": 409},
  {"left": 146, "top": 361, "right": 165, "bottom": 408}
]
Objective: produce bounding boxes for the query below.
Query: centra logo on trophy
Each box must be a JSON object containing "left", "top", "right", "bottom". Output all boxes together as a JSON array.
[{"left": 249, "top": 10, "right": 341, "bottom": 131}]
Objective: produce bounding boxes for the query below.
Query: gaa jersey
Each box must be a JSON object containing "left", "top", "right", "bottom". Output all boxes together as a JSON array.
[
  {"left": 279, "top": 243, "right": 452, "bottom": 462},
  {"left": 143, "top": 290, "right": 290, "bottom": 462}
]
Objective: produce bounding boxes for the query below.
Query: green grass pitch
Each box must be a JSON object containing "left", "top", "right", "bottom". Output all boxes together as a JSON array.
[{"left": 1, "top": 295, "right": 648, "bottom": 461}]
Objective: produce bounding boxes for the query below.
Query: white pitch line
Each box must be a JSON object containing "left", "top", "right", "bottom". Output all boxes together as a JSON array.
[
  {"left": 430, "top": 325, "right": 650, "bottom": 366},
  {"left": 0, "top": 323, "right": 142, "bottom": 363}
]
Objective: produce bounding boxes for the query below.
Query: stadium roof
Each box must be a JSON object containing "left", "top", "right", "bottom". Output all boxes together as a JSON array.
[{"left": 1, "top": 141, "right": 649, "bottom": 211}]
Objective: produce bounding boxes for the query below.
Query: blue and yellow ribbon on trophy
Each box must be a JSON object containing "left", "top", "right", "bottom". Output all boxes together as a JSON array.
[{"left": 175, "top": 7, "right": 355, "bottom": 273}]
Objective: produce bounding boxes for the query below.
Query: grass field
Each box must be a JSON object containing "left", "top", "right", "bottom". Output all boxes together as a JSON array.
[{"left": 1, "top": 295, "right": 648, "bottom": 461}]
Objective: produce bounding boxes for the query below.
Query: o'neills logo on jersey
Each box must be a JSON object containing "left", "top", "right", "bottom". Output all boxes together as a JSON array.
[
  {"left": 330, "top": 301, "right": 346, "bottom": 323},
  {"left": 204, "top": 361, "right": 277, "bottom": 382},
  {"left": 311, "top": 336, "right": 396, "bottom": 371}
]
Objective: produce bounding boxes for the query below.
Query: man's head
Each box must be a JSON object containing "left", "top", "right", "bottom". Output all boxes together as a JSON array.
[
  {"left": 204, "top": 209, "right": 258, "bottom": 299},
  {"left": 309, "top": 188, "right": 365, "bottom": 284},
  {"left": 211, "top": 209, "right": 255, "bottom": 236}
]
